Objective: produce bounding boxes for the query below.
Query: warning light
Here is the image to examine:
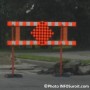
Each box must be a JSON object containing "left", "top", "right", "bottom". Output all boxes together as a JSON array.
[{"left": 31, "top": 22, "right": 54, "bottom": 45}]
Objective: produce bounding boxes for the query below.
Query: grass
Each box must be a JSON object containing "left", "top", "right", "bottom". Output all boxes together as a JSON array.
[
  {"left": 80, "top": 60, "right": 90, "bottom": 65},
  {"left": 17, "top": 55, "right": 60, "bottom": 62},
  {"left": 17, "top": 54, "right": 90, "bottom": 64}
]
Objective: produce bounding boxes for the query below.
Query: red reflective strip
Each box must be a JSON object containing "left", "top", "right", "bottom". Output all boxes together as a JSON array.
[
  {"left": 58, "top": 41, "right": 62, "bottom": 45},
  {"left": 16, "top": 41, "right": 19, "bottom": 45},
  {"left": 37, "top": 22, "right": 40, "bottom": 26},
  {"left": 44, "top": 41, "right": 47, "bottom": 45},
  {"left": 65, "top": 22, "right": 69, "bottom": 26},
  {"left": 51, "top": 22, "right": 55, "bottom": 26},
  {"left": 30, "top": 22, "right": 34, "bottom": 26},
  {"left": 72, "top": 22, "right": 76, "bottom": 26},
  {"left": 7, "top": 41, "right": 12, "bottom": 45},
  {"left": 65, "top": 41, "right": 69, "bottom": 45},
  {"left": 23, "top": 22, "right": 26, "bottom": 26},
  {"left": 7, "top": 41, "right": 76, "bottom": 46},
  {"left": 44, "top": 22, "right": 48, "bottom": 26},
  {"left": 37, "top": 41, "right": 40, "bottom": 45},
  {"left": 58, "top": 22, "right": 62, "bottom": 26},
  {"left": 7, "top": 21, "right": 12, "bottom": 26},
  {"left": 23, "top": 41, "right": 26, "bottom": 45},
  {"left": 7, "top": 21, "right": 76, "bottom": 27},
  {"left": 72, "top": 41, "right": 76, "bottom": 46},
  {"left": 51, "top": 41, "right": 55, "bottom": 45},
  {"left": 16, "top": 22, "right": 19, "bottom": 26},
  {"left": 30, "top": 41, "right": 34, "bottom": 45}
]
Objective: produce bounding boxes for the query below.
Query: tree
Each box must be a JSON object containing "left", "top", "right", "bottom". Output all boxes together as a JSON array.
[{"left": 0, "top": 0, "right": 90, "bottom": 48}]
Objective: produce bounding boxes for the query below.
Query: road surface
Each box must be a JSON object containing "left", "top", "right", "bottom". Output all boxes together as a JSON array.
[{"left": 0, "top": 70, "right": 90, "bottom": 90}]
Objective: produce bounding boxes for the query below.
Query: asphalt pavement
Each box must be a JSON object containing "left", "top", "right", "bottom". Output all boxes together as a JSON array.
[
  {"left": 0, "top": 70, "right": 90, "bottom": 90},
  {"left": 0, "top": 51, "right": 90, "bottom": 90}
]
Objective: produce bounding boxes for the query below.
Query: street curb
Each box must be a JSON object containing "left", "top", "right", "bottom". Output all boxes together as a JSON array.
[
  {"left": 16, "top": 58, "right": 56, "bottom": 68},
  {"left": 0, "top": 64, "right": 37, "bottom": 70},
  {"left": 0, "top": 59, "right": 56, "bottom": 70}
]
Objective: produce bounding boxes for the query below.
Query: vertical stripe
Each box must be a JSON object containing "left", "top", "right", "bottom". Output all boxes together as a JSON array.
[
  {"left": 16, "top": 22, "right": 19, "bottom": 26},
  {"left": 51, "top": 22, "right": 55, "bottom": 26},
  {"left": 12, "top": 22, "right": 16, "bottom": 26},
  {"left": 62, "top": 41, "right": 65, "bottom": 45},
  {"left": 58, "top": 22, "right": 62, "bottom": 26},
  {"left": 12, "top": 41, "right": 16, "bottom": 45},
  {"left": 44, "top": 22, "right": 48, "bottom": 26},
  {"left": 72, "top": 22, "right": 76, "bottom": 26},
  {"left": 44, "top": 41, "right": 47, "bottom": 45},
  {"left": 30, "top": 41, "right": 34, "bottom": 45},
  {"left": 33, "top": 41, "right": 37, "bottom": 45},
  {"left": 48, "top": 22, "right": 52, "bottom": 26},
  {"left": 34, "top": 22, "right": 38, "bottom": 26},
  {"left": 51, "top": 41, "right": 55, "bottom": 45},
  {"left": 72, "top": 41, "right": 76, "bottom": 46},
  {"left": 54, "top": 41, "right": 58, "bottom": 45},
  {"left": 68, "top": 22, "right": 72, "bottom": 26},
  {"left": 16, "top": 41, "right": 19, "bottom": 45},
  {"left": 26, "top": 41, "right": 30, "bottom": 45},
  {"left": 47, "top": 41, "right": 51, "bottom": 45},
  {"left": 15, "top": 27, "right": 20, "bottom": 40},
  {"left": 23, "top": 41, "right": 26, "bottom": 45},
  {"left": 55, "top": 22, "right": 59, "bottom": 26},
  {"left": 26, "top": 22, "right": 30, "bottom": 26},
  {"left": 30, "top": 22, "right": 34, "bottom": 26},
  {"left": 23, "top": 22, "right": 26, "bottom": 26},
  {"left": 65, "top": 41, "right": 69, "bottom": 45},
  {"left": 69, "top": 41, "right": 72, "bottom": 45},
  {"left": 58, "top": 41, "right": 62, "bottom": 45},
  {"left": 37, "top": 41, "right": 40, "bottom": 45},
  {"left": 19, "top": 22, "right": 23, "bottom": 26},
  {"left": 19, "top": 41, "right": 23, "bottom": 45},
  {"left": 62, "top": 27, "right": 68, "bottom": 40},
  {"left": 7, "top": 41, "right": 11, "bottom": 45},
  {"left": 65, "top": 22, "right": 69, "bottom": 26},
  {"left": 62, "top": 22, "right": 66, "bottom": 26},
  {"left": 7, "top": 21, "right": 12, "bottom": 26}
]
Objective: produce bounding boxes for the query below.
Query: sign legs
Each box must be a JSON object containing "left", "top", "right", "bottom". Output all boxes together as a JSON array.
[{"left": 60, "top": 27, "right": 63, "bottom": 77}]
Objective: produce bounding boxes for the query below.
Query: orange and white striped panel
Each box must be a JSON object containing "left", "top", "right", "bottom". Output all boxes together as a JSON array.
[
  {"left": 7, "top": 40, "right": 76, "bottom": 46},
  {"left": 7, "top": 21, "right": 76, "bottom": 27}
]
